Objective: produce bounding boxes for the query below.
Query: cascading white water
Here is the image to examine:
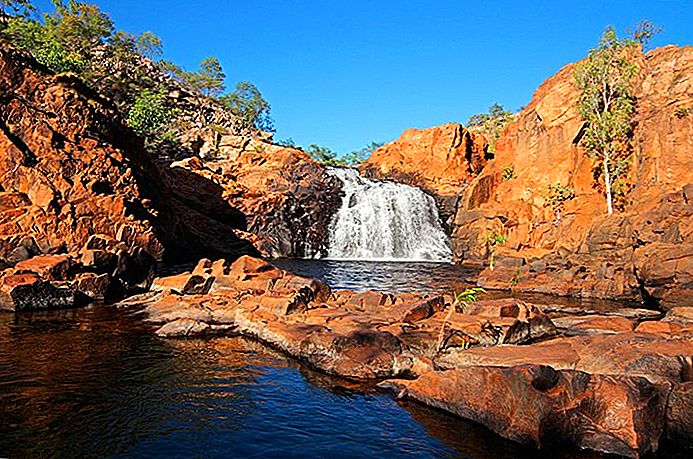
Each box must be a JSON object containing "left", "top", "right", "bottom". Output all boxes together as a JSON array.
[{"left": 325, "top": 168, "right": 452, "bottom": 262}]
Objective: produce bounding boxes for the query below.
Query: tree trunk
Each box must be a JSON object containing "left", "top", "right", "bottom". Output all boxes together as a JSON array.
[{"left": 603, "top": 155, "right": 613, "bottom": 215}]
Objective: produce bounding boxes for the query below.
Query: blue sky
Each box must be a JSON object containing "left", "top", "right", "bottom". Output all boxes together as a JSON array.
[{"left": 34, "top": 1, "right": 693, "bottom": 155}]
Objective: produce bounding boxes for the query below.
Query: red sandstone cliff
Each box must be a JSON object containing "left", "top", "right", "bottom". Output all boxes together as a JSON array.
[
  {"left": 0, "top": 41, "right": 262, "bottom": 308},
  {"left": 361, "top": 123, "right": 489, "bottom": 223},
  {"left": 453, "top": 45, "right": 693, "bottom": 308}
]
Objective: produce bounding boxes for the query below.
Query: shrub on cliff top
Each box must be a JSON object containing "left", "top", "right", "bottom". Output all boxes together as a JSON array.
[
  {"left": 220, "top": 81, "right": 275, "bottom": 133},
  {"left": 467, "top": 103, "right": 513, "bottom": 153}
]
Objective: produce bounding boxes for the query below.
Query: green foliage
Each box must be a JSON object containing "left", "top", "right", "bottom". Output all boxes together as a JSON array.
[
  {"left": 126, "top": 89, "right": 173, "bottom": 138},
  {"left": 467, "top": 103, "right": 513, "bottom": 152},
  {"left": 305, "top": 144, "right": 342, "bottom": 166},
  {"left": 574, "top": 25, "right": 643, "bottom": 214},
  {"left": 546, "top": 183, "right": 575, "bottom": 219},
  {"left": 185, "top": 56, "right": 225, "bottom": 96},
  {"left": 220, "top": 81, "right": 274, "bottom": 132},
  {"left": 502, "top": 163, "right": 516, "bottom": 181},
  {"left": 45, "top": 0, "right": 114, "bottom": 59},
  {"left": 136, "top": 31, "right": 162, "bottom": 60},
  {"left": 2, "top": 16, "right": 85, "bottom": 72},
  {"left": 0, "top": 0, "right": 276, "bottom": 150},
  {"left": 342, "top": 141, "right": 383, "bottom": 166},
  {"left": 435, "top": 287, "right": 486, "bottom": 353},
  {"left": 484, "top": 230, "right": 506, "bottom": 271},
  {"left": 452, "top": 287, "right": 486, "bottom": 313},
  {"left": 484, "top": 230, "right": 507, "bottom": 248},
  {"left": 303, "top": 141, "right": 383, "bottom": 167}
]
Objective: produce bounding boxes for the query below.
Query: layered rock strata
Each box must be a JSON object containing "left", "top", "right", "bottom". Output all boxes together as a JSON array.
[{"left": 0, "top": 41, "right": 260, "bottom": 308}]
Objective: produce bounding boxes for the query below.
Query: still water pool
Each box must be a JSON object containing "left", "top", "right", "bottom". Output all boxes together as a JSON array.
[{"left": 0, "top": 260, "right": 684, "bottom": 458}]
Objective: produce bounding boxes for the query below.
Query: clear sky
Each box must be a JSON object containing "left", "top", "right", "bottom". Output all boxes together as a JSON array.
[{"left": 34, "top": 0, "right": 693, "bottom": 155}]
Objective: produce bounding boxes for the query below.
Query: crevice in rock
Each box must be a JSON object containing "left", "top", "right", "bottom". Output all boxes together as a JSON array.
[{"left": 0, "top": 118, "right": 38, "bottom": 166}]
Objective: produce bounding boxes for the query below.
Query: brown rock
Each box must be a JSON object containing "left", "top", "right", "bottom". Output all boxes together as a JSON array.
[
  {"left": 74, "top": 272, "right": 110, "bottom": 300},
  {"left": 382, "top": 365, "right": 670, "bottom": 458},
  {"left": 0, "top": 40, "right": 257, "bottom": 274},
  {"left": 666, "top": 382, "right": 693, "bottom": 444},
  {"left": 361, "top": 123, "right": 489, "bottom": 221},
  {"left": 14, "top": 254, "right": 73, "bottom": 280}
]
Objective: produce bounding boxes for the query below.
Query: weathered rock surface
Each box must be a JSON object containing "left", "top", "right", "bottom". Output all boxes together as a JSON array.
[
  {"left": 0, "top": 41, "right": 267, "bottom": 309},
  {"left": 361, "top": 123, "right": 490, "bottom": 225},
  {"left": 170, "top": 144, "right": 343, "bottom": 258},
  {"left": 127, "top": 255, "right": 693, "bottom": 457},
  {"left": 447, "top": 45, "right": 693, "bottom": 308}
]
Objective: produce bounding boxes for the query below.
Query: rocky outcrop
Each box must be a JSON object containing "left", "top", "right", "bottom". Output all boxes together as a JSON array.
[
  {"left": 0, "top": 41, "right": 260, "bottom": 308},
  {"left": 132, "top": 255, "right": 693, "bottom": 457},
  {"left": 170, "top": 142, "right": 343, "bottom": 258},
  {"left": 449, "top": 45, "right": 693, "bottom": 308},
  {"left": 361, "top": 123, "right": 490, "bottom": 225}
]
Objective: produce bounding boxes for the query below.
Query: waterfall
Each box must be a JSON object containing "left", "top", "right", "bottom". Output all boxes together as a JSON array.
[{"left": 325, "top": 168, "right": 452, "bottom": 262}]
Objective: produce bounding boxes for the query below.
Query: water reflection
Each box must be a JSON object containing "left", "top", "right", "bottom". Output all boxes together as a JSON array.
[
  {"left": 0, "top": 307, "right": 499, "bottom": 458},
  {"left": 274, "top": 258, "right": 639, "bottom": 311},
  {"left": 0, "top": 263, "right": 676, "bottom": 458}
]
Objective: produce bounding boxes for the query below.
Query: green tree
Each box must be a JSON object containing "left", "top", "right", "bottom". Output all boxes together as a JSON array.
[
  {"left": 136, "top": 30, "right": 162, "bottom": 60},
  {"left": 221, "top": 81, "right": 274, "bottom": 132},
  {"left": 188, "top": 56, "right": 225, "bottom": 96},
  {"left": 2, "top": 15, "right": 84, "bottom": 72},
  {"left": 574, "top": 26, "right": 639, "bottom": 215},
  {"left": 304, "top": 144, "right": 342, "bottom": 166},
  {"left": 466, "top": 103, "right": 513, "bottom": 152},
  {"left": 45, "top": 0, "right": 114, "bottom": 59},
  {"left": 126, "top": 89, "right": 173, "bottom": 138},
  {"left": 341, "top": 141, "right": 383, "bottom": 166}
]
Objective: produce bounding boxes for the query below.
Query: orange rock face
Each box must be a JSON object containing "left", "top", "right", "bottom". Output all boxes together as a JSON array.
[
  {"left": 450, "top": 45, "right": 693, "bottom": 308},
  {"left": 0, "top": 42, "right": 258, "bottom": 268},
  {"left": 361, "top": 123, "right": 489, "bottom": 222}
]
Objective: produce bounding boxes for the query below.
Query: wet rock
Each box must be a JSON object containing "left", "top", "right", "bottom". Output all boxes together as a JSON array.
[
  {"left": 126, "top": 255, "right": 693, "bottom": 456},
  {"left": 381, "top": 366, "right": 670, "bottom": 458},
  {"left": 156, "top": 318, "right": 212, "bottom": 338},
  {"left": 0, "top": 272, "right": 81, "bottom": 311}
]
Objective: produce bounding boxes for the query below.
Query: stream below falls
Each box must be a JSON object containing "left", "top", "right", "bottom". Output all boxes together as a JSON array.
[{"left": 2, "top": 260, "right": 687, "bottom": 458}]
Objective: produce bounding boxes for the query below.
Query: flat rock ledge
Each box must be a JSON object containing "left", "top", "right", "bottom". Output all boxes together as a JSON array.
[{"left": 122, "top": 255, "right": 693, "bottom": 458}]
